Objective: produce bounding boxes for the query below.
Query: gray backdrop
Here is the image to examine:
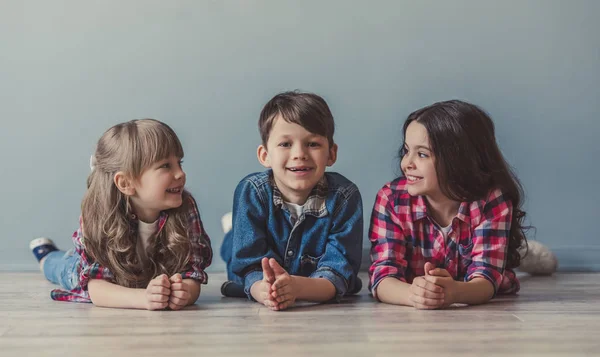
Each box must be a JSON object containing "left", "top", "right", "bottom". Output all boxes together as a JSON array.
[{"left": 2, "top": 0, "right": 598, "bottom": 272}]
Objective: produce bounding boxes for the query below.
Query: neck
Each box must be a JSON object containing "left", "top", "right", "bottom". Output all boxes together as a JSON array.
[
  {"left": 281, "top": 191, "right": 309, "bottom": 205},
  {"left": 130, "top": 200, "right": 160, "bottom": 223},
  {"left": 425, "top": 192, "right": 460, "bottom": 227}
]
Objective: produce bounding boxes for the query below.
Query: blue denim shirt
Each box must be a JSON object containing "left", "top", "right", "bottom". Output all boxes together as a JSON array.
[{"left": 221, "top": 170, "right": 363, "bottom": 301}]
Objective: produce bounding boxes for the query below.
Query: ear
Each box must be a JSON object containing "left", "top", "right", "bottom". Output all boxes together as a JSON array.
[
  {"left": 327, "top": 143, "right": 338, "bottom": 167},
  {"left": 113, "top": 171, "right": 136, "bottom": 196},
  {"left": 257, "top": 144, "right": 271, "bottom": 168}
]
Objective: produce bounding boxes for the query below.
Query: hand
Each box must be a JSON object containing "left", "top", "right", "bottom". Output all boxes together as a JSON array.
[
  {"left": 145, "top": 274, "right": 171, "bottom": 310},
  {"left": 251, "top": 257, "right": 278, "bottom": 310},
  {"left": 269, "top": 258, "right": 297, "bottom": 311},
  {"left": 422, "top": 262, "right": 457, "bottom": 309},
  {"left": 408, "top": 262, "right": 445, "bottom": 310},
  {"left": 168, "top": 273, "right": 191, "bottom": 310}
]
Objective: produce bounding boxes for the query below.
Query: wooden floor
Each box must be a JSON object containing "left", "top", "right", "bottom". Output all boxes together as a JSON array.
[{"left": 1, "top": 272, "right": 599, "bottom": 357}]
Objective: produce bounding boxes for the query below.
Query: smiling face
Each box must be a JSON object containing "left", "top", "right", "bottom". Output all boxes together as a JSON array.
[
  {"left": 257, "top": 115, "right": 337, "bottom": 204},
  {"left": 400, "top": 121, "right": 442, "bottom": 199},
  {"left": 129, "top": 155, "right": 186, "bottom": 222}
]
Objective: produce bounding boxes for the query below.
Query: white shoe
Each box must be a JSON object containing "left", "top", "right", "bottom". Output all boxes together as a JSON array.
[
  {"left": 221, "top": 212, "right": 232, "bottom": 234},
  {"left": 518, "top": 240, "right": 558, "bottom": 275}
]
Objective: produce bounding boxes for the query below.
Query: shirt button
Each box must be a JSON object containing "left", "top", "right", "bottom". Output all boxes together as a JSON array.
[{"left": 287, "top": 250, "right": 294, "bottom": 256}]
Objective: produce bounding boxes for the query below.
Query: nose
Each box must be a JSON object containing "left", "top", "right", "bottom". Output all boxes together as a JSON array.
[
  {"left": 292, "top": 145, "right": 308, "bottom": 160},
  {"left": 401, "top": 153, "right": 415, "bottom": 172},
  {"left": 174, "top": 166, "right": 186, "bottom": 180}
]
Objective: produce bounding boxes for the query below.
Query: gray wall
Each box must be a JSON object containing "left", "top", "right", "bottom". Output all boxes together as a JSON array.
[{"left": 2, "top": 0, "right": 598, "bottom": 272}]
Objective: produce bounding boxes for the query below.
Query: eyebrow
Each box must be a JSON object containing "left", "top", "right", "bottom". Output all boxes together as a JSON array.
[
  {"left": 275, "top": 134, "right": 323, "bottom": 140},
  {"left": 404, "top": 143, "right": 431, "bottom": 151}
]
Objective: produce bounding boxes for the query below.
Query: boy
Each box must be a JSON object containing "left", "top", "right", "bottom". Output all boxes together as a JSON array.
[{"left": 220, "top": 91, "right": 363, "bottom": 310}]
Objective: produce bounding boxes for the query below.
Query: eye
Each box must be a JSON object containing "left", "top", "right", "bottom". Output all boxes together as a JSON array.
[
  {"left": 418, "top": 152, "right": 429, "bottom": 158},
  {"left": 159, "top": 163, "right": 170, "bottom": 169},
  {"left": 400, "top": 146, "right": 408, "bottom": 157},
  {"left": 278, "top": 142, "right": 291, "bottom": 148},
  {"left": 178, "top": 159, "right": 184, "bottom": 167},
  {"left": 308, "top": 142, "right": 321, "bottom": 148}
]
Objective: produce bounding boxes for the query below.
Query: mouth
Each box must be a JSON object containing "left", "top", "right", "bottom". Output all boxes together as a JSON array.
[
  {"left": 287, "top": 166, "right": 313, "bottom": 173},
  {"left": 406, "top": 175, "right": 423, "bottom": 183},
  {"left": 166, "top": 186, "right": 183, "bottom": 193}
]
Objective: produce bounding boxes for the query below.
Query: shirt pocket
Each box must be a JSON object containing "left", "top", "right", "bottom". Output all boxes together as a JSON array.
[{"left": 300, "top": 253, "right": 323, "bottom": 276}]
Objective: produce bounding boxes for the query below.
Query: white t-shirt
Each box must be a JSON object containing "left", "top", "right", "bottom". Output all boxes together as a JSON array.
[
  {"left": 284, "top": 201, "right": 305, "bottom": 225},
  {"left": 137, "top": 219, "right": 159, "bottom": 261}
]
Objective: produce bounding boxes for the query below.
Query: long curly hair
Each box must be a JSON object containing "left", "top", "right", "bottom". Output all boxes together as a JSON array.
[
  {"left": 81, "top": 119, "right": 191, "bottom": 288},
  {"left": 400, "top": 100, "right": 530, "bottom": 269}
]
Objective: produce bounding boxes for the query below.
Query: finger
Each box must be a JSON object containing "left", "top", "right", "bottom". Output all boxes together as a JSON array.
[
  {"left": 169, "top": 283, "right": 189, "bottom": 292},
  {"left": 150, "top": 285, "right": 171, "bottom": 295},
  {"left": 424, "top": 262, "right": 435, "bottom": 276},
  {"left": 152, "top": 275, "right": 171, "bottom": 288},
  {"left": 148, "top": 301, "right": 168, "bottom": 310},
  {"left": 429, "top": 268, "right": 452, "bottom": 277},
  {"left": 149, "top": 293, "right": 170, "bottom": 303},
  {"left": 273, "top": 293, "right": 292, "bottom": 303},
  {"left": 272, "top": 276, "right": 291, "bottom": 290},
  {"left": 170, "top": 289, "right": 190, "bottom": 300},
  {"left": 269, "top": 258, "right": 287, "bottom": 276},
  {"left": 272, "top": 284, "right": 292, "bottom": 297},
  {"left": 263, "top": 298, "right": 278, "bottom": 309},
  {"left": 262, "top": 257, "right": 275, "bottom": 283},
  {"left": 169, "top": 295, "right": 188, "bottom": 307},
  {"left": 414, "top": 277, "right": 444, "bottom": 293},
  {"left": 169, "top": 273, "right": 183, "bottom": 283},
  {"left": 422, "top": 275, "right": 446, "bottom": 287},
  {"left": 410, "top": 293, "right": 444, "bottom": 308},
  {"left": 276, "top": 299, "right": 294, "bottom": 311},
  {"left": 168, "top": 301, "right": 184, "bottom": 310}
]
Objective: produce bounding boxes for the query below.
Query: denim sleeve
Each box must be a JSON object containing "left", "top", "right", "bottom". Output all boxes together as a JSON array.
[
  {"left": 229, "top": 179, "right": 282, "bottom": 300},
  {"left": 309, "top": 185, "right": 363, "bottom": 301}
]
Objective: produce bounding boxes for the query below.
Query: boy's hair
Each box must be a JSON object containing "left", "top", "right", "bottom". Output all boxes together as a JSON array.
[
  {"left": 400, "top": 100, "right": 529, "bottom": 269},
  {"left": 81, "top": 119, "right": 191, "bottom": 288},
  {"left": 259, "top": 91, "right": 335, "bottom": 147}
]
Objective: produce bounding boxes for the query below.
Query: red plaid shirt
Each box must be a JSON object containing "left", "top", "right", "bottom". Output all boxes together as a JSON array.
[
  {"left": 51, "top": 195, "right": 212, "bottom": 302},
  {"left": 369, "top": 177, "right": 519, "bottom": 297}
]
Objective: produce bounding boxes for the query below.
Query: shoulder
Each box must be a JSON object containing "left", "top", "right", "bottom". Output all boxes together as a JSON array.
[
  {"left": 236, "top": 171, "right": 272, "bottom": 192},
  {"left": 376, "top": 176, "right": 410, "bottom": 205},
  {"left": 324, "top": 172, "right": 359, "bottom": 200}
]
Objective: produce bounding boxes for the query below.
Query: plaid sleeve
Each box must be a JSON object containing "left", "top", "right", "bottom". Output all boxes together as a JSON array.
[
  {"left": 465, "top": 189, "right": 512, "bottom": 296},
  {"left": 51, "top": 217, "right": 114, "bottom": 303},
  {"left": 368, "top": 185, "right": 408, "bottom": 295},
  {"left": 178, "top": 195, "right": 212, "bottom": 283}
]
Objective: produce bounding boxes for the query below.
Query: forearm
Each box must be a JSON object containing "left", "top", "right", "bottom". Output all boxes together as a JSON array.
[
  {"left": 182, "top": 279, "right": 201, "bottom": 305},
  {"left": 373, "top": 276, "right": 413, "bottom": 306},
  {"left": 292, "top": 276, "right": 336, "bottom": 302},
  {"left": 88, "top": 279, "right": 146, "bottom": 309},
  {"left": 451, "top": 277, "right": 494, "bottom": 305}
]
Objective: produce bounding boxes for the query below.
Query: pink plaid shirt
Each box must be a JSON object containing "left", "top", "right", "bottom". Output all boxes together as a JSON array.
[
  {"left": 51, "top": 195, "right": 212, "bottom": 302},
  {"left": 368, "top": 177, "right": 519, "bottom": 297}
]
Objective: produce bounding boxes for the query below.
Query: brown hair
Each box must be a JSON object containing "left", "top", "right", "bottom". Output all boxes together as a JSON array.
[
  {"left": 82, "top": 119, "right": 191, "bottom": 288},
  {"left": 259, "top": 91, "right": 335, "bottom": 147},
  {"left": 400, "top": 100, "right": 530, "bottom": 269}
]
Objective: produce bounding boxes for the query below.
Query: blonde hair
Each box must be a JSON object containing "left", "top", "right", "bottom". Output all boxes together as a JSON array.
[{"left": 82, "top": 119, "right": 191, "bottom": 288}]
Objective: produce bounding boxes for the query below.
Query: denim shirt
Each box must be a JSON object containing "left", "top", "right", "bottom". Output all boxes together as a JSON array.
[{"left": 221, "top": 170, "right": 363, "bottom": 301}]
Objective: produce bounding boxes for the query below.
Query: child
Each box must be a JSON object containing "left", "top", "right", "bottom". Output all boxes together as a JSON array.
[
  {"left": 369, "top": 100, "right": 553, "bottom": 309},
  {"left": 30, "top": 119, "right": 212, "bottom": 310},
  {"left": 220, "top": 91, "right": 363, "bottom": 311}
]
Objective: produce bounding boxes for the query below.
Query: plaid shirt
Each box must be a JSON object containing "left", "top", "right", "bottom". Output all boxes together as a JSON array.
[
  {"left": 368, "top": 177, "right": 519, "bottom": 297},
  {"left": 51, "top": 195, "right": 212, "bottom": 302}
]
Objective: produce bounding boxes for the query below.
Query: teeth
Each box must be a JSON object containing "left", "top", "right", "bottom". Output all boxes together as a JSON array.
[
  {"left": 289, "top": 168, "right": 309, "bottom": 172},
  {"left": 166, "top": 188, "right": 181, "bottom": 193},
  {"left": 407, "top": 176, "right": 422, "bottom": 182}
]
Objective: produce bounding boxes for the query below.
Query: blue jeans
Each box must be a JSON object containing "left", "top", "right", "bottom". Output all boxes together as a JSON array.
[{"left": 42, "top": 249, "right": 80, "bottom": 290}]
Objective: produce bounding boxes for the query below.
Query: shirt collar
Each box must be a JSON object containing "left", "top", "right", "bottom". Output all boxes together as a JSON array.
[{"left": 271, "top": 172, "right": 328, "bottom": 218}]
